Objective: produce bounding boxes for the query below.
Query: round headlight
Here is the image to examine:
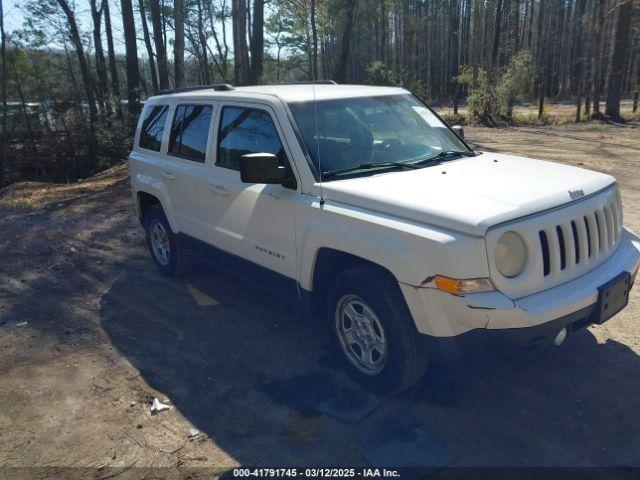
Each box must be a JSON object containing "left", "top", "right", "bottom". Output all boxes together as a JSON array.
[{"left": 495, "top": 231, "right": 527, "bottom": 278}]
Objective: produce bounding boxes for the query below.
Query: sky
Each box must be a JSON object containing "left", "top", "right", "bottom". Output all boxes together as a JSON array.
[
  {"left": 5, "top": 0, "right": 110, "bottom": 34},
  {"left": 3, "top": 0, "right": 33, "bottom": 33}
]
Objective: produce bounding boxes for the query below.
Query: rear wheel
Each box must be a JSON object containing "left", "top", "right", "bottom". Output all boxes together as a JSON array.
[
  {"left": 326, "top": 266, "right": 429, "bottom": 394},
  {"left": 144, "top": 205, "right": 194, "bottom": 277}
]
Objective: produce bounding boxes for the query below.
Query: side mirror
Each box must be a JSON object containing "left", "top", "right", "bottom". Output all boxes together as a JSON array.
[
  {"left": 452, "top": 125, "right": 464, "bottom": 140},
  {"left": 240, "top": 153, "right": 288, "bottom": 184}
]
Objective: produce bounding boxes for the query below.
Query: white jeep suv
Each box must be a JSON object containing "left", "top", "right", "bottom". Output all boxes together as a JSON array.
[{"left": 128, "top": 83, "right": 640, "bottom": 393}]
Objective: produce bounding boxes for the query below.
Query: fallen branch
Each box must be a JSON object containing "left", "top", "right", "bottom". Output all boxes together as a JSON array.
[{"left": 158, "top": 443, "right": 185, "bottom": 454}]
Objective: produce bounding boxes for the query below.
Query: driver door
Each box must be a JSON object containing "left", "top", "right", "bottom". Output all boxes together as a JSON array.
[{"left": 202, "top": 103, "right": 299, "bottom": 297}]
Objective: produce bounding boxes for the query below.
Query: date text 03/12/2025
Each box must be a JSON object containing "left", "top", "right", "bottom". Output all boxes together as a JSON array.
[{"left": 232, "top": 468, "right": 401, "bottom": 478}]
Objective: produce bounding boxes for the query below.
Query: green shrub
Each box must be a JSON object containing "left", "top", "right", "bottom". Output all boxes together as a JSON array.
[
  {"left": 458, "top": 67, "right": 498, "bottom": 121},
  {"left": 458, "top": 50, "right": 534, "bottom": 122},
  {"left": 496, "top": 51, "right": 534, "bottom": 117},
  {"left": 364, "top": 61, "right": 399, "bottom": 86},
  {"left": 407, "top": 78, "right": 429, "bottom": 100}
]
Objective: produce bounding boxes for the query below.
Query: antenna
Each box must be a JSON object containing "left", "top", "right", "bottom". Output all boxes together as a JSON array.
[{"left": 312, "top": 73, "right": 324, "bottom": 206}]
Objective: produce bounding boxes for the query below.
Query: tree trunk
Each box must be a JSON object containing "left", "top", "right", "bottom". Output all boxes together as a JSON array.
[
  {"left": 451, "top": 0, "right": 460, "bottom": 114},
  {"left": 536, "top": 0, "right": 546, "bottom": 118},
  {"left": 490, "top": 0, "right": 502, "bottom": 74},
  {"left": 221, "top": 0, "right": 231, "bottom": 73},
  {"left": 204, "top": 33, "right": 226, "bottom": 84},
  {"left": 401, "top": 0, "right": 409, "bottom": 76},
  {"left": 56, "top": 0, "right": 98, "bottom": 126},
  {"left": 462, "top": 0, "right": 471, "bottom": 67},
  {"left": 0, "top": 0, "right": 7, "bottom": 186},
  {"left": 276, "top": 43, "right": 282, "bottom": 81},
  {"left": 591, "top": 0, "right": 605, "bottom": 116},
  {"left": 605, "top": 0, "right": 633, "bottom": 120},
  {"left": 196, "top": 0, "right": 211, "bottom": 84},
  {"left": 103, "top": 0, "right": 122, "bottom": 119},
  {"left": 571, "top": 0, "right": 586, "bottom": 97},
  {"left": 149, "top": 0, "right": 169, "bottom": 90},
  {"left": 12, "top": 63, "right": 39, "bottom": 170},
  {"left": 526, "top": 0, "right": 534, "bottom": 48},
  {"left": 138, "top": 0, "right": 159, "bottom": 93},
  {"left": 379, "top": 0, "right": 387, "bottom": 64},
  {"left": 634, "top": 58, "right": 640, "bottom": 113},
  {"left": 576, "top": 96, "right": 581, "bottom": 122},
  {"left": 90, "top": 0, "right": 109, "bottom": 113},
  {"left": 250, "top": 0, "right": 264, "bottom": 83},
  {"left": 29, "top": 55, "right": 57, "bottom": 143},
  {"left": 310, "top": 0, "right": 318, "bottom": 79},
  {"left": 321, "top": 39, "right": 327, "bottom": 79},
  {"left": 232, "top": 0, "right": 251, "bottom": 85},
  {"left": 185, "top": 29, "right": 202, "bottom": 83},
  {"left": 64, "top": 44, "right": 86, "bottom": 122},
  {"left": 335, "top": 0, "right": 359, "bottom": 83},
  {"left": 471, "top": 0, "right": 480, "bottom": 87},
  {"left": 206, "top": 0, "right": 229, "bottom": 80},
  {"left": 513, "top": 0, "right": 520, "bottom": 52},
  {"left": 121, "top": 0, "right": 142, "bottom": 127},
  {"left": 174, "top": 0, "right": 185, "bottom": 87}
]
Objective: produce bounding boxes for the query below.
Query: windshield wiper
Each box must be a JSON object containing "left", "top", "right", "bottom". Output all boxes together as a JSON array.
[
  {"left": 322, "top": 161, "right": 420, "bottom": 178},
  {"left": 413, "top": 150, "right": 475, "bottom": 165}
]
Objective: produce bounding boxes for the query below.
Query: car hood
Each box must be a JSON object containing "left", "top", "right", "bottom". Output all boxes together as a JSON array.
[{"left": 318, "top": 152, "right": 616, "bottom": 236}]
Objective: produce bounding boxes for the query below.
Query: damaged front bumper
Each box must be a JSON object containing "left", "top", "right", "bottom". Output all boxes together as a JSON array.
[{"left": 400, "top": 228, "right": 640, "bottom": 345}]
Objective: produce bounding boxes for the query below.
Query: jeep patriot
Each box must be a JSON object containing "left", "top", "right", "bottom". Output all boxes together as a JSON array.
[{"left": 128, "top": 83, "right": 640, "bottom": 393}]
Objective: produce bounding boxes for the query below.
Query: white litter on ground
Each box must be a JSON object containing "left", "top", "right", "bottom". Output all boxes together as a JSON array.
[{"left": 150, "top": 398, "right": 173, "bottom": 414}]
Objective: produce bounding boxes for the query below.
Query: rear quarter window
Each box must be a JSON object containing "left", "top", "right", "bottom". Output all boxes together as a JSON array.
[{"left": 139, "top": 105, "right": 169, "bottom": 152}]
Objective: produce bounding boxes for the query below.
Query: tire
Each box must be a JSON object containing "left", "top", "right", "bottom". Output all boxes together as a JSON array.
[
  {"left": 144, "top": 204, "right": 194, "bottom": 277},
  {"left": 326, "top": 265, "right": 429, "bottom": 394}
]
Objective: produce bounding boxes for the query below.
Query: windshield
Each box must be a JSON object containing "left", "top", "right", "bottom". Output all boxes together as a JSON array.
[{"left": 288, "top": 94, "right": 472, "bottom": 179}]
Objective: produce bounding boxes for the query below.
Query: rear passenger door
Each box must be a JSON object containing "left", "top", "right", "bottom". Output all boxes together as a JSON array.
[
  {"left": 162, "top": 101, "right": 217, "bottom": 240},
  {"left": 206, "top": 103, "right": 299, "bottom": 285}
]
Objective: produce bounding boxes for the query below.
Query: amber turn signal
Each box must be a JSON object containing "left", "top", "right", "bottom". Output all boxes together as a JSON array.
[{"left": 434, "top": 275, "right": 494, "bottom": 295}]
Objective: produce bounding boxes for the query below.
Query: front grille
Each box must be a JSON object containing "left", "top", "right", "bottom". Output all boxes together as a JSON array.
[
  {"left": 538, "top": 191, "right": 622, "bottom": 277},
  {"left": 487, "top": 184, "right": 623, "bottom": 299}
]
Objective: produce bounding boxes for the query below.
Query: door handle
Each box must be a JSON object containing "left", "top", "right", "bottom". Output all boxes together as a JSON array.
[
  {"left": 208, "top": 183, "right": 229, "bottom": 196},
  {"left": 160, "top": 171, "right": 175, "bottom": 181}
]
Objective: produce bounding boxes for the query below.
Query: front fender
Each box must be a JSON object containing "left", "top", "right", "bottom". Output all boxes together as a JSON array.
[{"left": 295, "top": 198, "right": 490, "bottom": 290}]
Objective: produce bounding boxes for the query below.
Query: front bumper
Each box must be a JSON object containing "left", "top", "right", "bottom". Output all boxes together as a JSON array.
[
  {"left": 400, "top": 228, "right": 640, "bottom": 339},
  {"left": 423, "top": 303, "right": 597, "bottom": 360}
]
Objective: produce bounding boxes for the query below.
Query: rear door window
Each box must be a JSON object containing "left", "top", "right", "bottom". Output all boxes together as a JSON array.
[
  {"left": 139, "top": 105, "right": 169, "bottom": 152},
  {"left": 168, "top": 104, "right": 213, "bottom": 162},
  {"left": 216, "top": 107, "right": 287, "bottom": 171}
]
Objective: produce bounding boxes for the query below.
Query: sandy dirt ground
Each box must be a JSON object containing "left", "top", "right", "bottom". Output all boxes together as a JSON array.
[
  {"left": 1, "top": 122, "right": 640, "bottom": 477},
  {"left": 435, "top": 99, "right": 638, "bottom": 123}
]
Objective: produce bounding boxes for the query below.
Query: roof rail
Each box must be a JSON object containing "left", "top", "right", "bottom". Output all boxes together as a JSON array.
[
  {"left": 279, "top": 80, "right": 337, "bottom": 85},
  {"left": 158, "top": 84, "right": 235, "bottom": 95}
]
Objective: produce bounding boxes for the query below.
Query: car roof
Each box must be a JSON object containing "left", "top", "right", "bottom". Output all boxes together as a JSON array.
[{"left": 146, "top": 84, "right": 409, "bottom": 104}]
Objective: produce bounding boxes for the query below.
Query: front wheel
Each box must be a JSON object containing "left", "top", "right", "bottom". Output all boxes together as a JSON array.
[{"left": 326, "top": 266, "right": 429, "bottom": 394}]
